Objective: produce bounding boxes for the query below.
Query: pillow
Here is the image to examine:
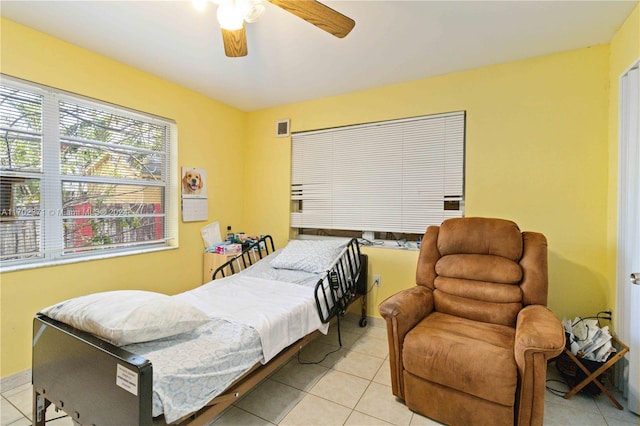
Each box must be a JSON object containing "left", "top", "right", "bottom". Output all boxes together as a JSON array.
[
  {"left": 39, "top": 290, "right": 209, "bottom": 346},
  {"left": 270, "top": 239, "right": 348, "bottom": 273}
]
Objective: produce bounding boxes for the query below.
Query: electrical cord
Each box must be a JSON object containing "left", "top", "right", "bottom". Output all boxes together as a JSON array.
[
  {"left": 545, "top": 378, "right": 571, "bottom": 397},
  {"left": 296, "top": 325, "right": 343, "bottom": 365},
  {"left": 569, "top": 311, "right": 612, "bottom": 342},
  {"left": 365, "top": 280, "right": 378, "bottom": 294},
  {"left": 296, "top": 345, "right": 342, "bottom": 365}
]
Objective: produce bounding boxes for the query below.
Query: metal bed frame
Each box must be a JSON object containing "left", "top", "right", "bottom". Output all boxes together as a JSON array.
[
  {"left": 210, "top": 235, "right": 277, "bottom": 279},
  {"left": 32, "top": 236, "right": 368, "bottom": 425}
]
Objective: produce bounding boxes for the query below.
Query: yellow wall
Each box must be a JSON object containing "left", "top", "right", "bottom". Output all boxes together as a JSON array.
[
  {"left": 244, "top": 46, "right": 612, "bottom": 322},
  {"left": 606, "top": 4, "right": 640, "bottom": 322},
  {"left": 0, "top": 19, "right": 247, "bottom": 377}
]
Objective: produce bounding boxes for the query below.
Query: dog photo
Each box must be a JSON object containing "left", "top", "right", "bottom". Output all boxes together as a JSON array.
[{"left": 181, "top": 167, "right": 206, "bottom": 197}]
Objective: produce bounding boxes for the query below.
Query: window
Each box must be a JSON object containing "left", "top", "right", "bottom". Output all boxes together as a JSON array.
[
  {"left": 0, "top": 76, "right": 176, "bottom": 269},
  {"left": 290, "top": 111, "right": 465, "bottom": 242}
]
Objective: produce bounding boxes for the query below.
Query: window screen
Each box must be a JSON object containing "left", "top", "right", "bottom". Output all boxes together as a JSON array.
[{"left": 290, "top": 111, "right": 465, "bottom": 237}]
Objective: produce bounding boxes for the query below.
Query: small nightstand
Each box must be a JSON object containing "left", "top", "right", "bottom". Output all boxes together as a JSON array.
[{"left": 202, "top": 252, "right": 238, "bottom": 283}]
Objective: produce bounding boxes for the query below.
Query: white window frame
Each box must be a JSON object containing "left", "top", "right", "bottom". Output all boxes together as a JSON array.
[
  {"left": 0, "top": 75, "right": 178, "bottom": 271},
  {"left": 290, "top": 111, "right": 465, "bottom": 245}
]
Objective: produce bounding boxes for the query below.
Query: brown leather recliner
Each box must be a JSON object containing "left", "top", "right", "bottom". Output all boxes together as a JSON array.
[{"left": 379, "top": 217, "right": 565, "bottom": 426}]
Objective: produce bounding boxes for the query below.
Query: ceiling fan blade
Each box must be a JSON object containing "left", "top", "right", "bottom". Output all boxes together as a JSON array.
[
  {"left": 221, "top": 27, "right": 248, "bottom": 57},
  {"left": 268, "top": 0, "right": 355, "bottom": 38}
]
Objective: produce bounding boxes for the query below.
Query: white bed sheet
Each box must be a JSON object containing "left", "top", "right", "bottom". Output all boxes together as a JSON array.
[{"left": 175, "top": 274, "right": 329, "bottom": 362}]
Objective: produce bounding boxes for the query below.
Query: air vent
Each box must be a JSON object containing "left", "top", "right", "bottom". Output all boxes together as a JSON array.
[{"left": 276, "top": 119, "right": 290, "bottom": 137}]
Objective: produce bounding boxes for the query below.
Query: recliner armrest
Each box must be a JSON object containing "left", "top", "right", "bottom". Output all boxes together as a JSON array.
[
  {"left": 378, "top": 286, "right": 434, "bottom": 400},
  {"left": 514, "top": 305, "right": 565, "bottom": 361},
  {"left": 379, "top": 285, "right": 434, "bottom": 332},
  {"left": 514, "top": 305, "right": 564, "bottom": 426}
]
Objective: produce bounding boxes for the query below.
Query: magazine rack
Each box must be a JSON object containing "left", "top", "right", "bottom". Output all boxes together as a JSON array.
[{"left": 562, "top": 336, "right": 629, "bottom": 409}]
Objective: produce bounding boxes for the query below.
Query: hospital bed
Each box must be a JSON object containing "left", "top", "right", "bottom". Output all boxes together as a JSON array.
[{"left": 32, "top": 236, "right": 367, "bottom": 425}]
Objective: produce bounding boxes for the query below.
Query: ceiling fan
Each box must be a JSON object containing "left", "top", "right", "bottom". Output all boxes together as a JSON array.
[{"left": 193, "top": 0, "right": 355, "bottom": 57}]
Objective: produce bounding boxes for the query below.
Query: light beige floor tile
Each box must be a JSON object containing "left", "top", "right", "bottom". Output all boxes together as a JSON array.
[
  {"left": 333, "top": 350, "right": 385, "bottom": 380},
  {"left": 543, "top": 399, "right": 608, "bottom": 425},
  {"left": 1, "top": 398, "right": 24, "bottom": 426},
  {"left": 1, "top": 383, "right": 31, "bottom": 399},
  {"left": 5, "top": 418, "right": 31, "bottom": 426},
  {"left": 234, "top": 379, "right": 304, "bottom": 424},
  {"left": 365, "top": 317, "right": 386, "bottom": 329},
  {"left": 269, "top": 358, "right": 329, "bottom": 392},
  {"left": 346, "top": 410, "right": 394, "bottom": 425},
  {"left": 373, "top": 359, "right": 391, "bottom": 387},
  {"left": 354, "top": 382, "right": 413, "bottom": 426},
  {"left": 350, "top": 335, "right": 388, "bottom": 359},
  {"left": 409, "top": 412, "right": 446, "bottom": 425},
  {"left": 309, "top": 370, "right": 369, "bottom": 408},
  {"left": 546, "top": 362, "right": 638, "bottom": 424},
  {"left": 212, "top": 406, "right": 274, "bottom": 425},
  {"left": 545, "top": 361, "right": 603, "bottom": 413},
  {"left": 316, "top": 328, "right": 345, "bottom": 347},
  {"left": 2, "top": 384, "right": 31, "bottom": 418},
  {"left": 279, "top": 394, "right": 352, "bottom": 426},
  {"left": 603, "top": 416, "right": 640, "bottom": 426},
  {"left": 594, "top": 389, "right": 640, "bottom": 424},
  {"left": 299, "top": 341, "right": 345, "bottom": 368},
  {"left": 302, "top": 333, "right": 340, "bottom": 351},
  {"left": 326, "top": 327, "right": 362, "bottom": 348},
  {"left": 363, "top": 325, "right": 388, "bottom": 341},
  {"left": 338, "top": 319, "right": 369, "bottom": 337},
  {"left": 544, "top": 390, "right": 601, "bottom": 415}
]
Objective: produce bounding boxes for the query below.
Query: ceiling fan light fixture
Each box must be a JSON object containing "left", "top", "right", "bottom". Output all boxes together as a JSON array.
[
  {"left": 212, "top": 0, "right": 355, "bottom": 57},
  {"left": 192, "top": 0, "right": 209, "bottom": 12},
  {"left": 241, "top": 0, "right": 265, "bottom": 23},
  {"left": 217, "top": 2, "right": 244, "bottom": 30}
]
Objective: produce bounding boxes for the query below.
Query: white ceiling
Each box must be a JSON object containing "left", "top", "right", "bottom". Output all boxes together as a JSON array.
[{"left": 1, "top": 0, "right": 637, "bottom": 111}]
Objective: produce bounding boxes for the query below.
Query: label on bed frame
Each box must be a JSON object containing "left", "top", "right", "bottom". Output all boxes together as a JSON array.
[{"left": 116, "top": 364, "right": 139, "bottom": 396}]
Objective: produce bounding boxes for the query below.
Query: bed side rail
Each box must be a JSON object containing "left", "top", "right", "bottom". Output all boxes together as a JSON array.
[
  {"left": 314, "top": 238, "right": 365, "bottom": 324},
  {"left": 212, "top": 235, "right": 276, "bottom": 280},
  {"left": 32, "top": 315, "right": 153, "bottom": 426}
]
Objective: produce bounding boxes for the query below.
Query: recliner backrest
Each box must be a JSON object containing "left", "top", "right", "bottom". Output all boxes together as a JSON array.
[{"left": 416, "top": 217, "right": 548, "bottom": 327}]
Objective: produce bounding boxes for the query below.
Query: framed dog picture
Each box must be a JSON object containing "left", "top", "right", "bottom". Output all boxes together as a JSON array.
[{"left": 181, "top": 167, "right": 207, "bottom": 198}]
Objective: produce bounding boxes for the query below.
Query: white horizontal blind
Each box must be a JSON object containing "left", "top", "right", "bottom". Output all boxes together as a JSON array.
[
  {"left": 291, "top": 112, "right": 465, "bottom": 234},
  {"left": 1, "top": 76, "right": 176, "bottom": 267}
]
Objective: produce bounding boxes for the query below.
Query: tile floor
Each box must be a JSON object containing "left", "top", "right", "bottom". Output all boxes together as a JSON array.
[{"left": 2, "top": 314, "right": 639, "bottom": 426}]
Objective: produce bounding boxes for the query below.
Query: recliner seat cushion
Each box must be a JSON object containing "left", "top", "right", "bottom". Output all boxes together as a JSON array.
[{"left": 402, "top": 312, "right": 517, "bottom": 406}]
